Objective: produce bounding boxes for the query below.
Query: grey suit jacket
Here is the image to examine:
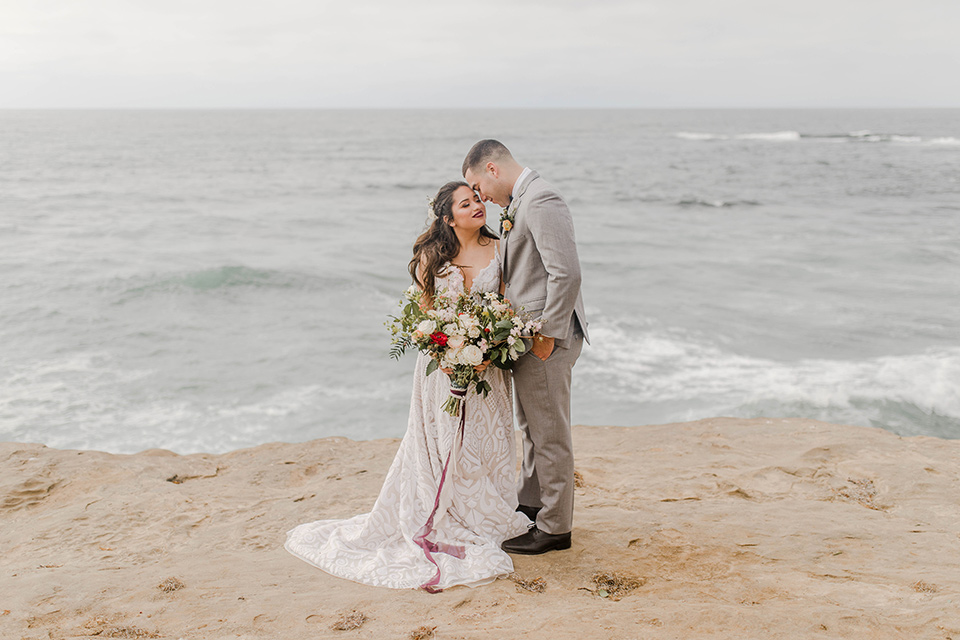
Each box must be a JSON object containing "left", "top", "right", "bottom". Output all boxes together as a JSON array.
[{"left": 502, "top": 171, "right": 589, "bottom": 347}]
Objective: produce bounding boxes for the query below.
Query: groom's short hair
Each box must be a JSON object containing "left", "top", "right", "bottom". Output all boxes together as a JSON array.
[{"left": 462, "top": 139, "right": 513, "bottom": 176}]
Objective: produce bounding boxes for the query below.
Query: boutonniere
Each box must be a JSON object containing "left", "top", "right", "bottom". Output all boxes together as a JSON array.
[{"left": 500, "top": 202, "right": 516, "bottom": 234}]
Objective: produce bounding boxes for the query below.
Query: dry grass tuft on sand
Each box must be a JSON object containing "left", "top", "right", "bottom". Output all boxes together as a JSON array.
[
  {"left": 509, "top": 573, "right": 547, "bottom": 593},
  {"left": 330, "top": 610, "right": 368, "bottom": 631},
  {"left": 408, "top": 624, "right": 437, "bottom": 639},
  {"left": 588, "top": 571, "right": 645, "bottom": 601},
  {"left": 835, "top": 477, "right": 884, "bottom": 510},
  {"left": 156, "top": 577, "right": 185, "bottom": 593}
]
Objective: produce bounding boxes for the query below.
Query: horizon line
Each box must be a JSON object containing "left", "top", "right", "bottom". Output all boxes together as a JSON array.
[{"left": 2, "top": 105, "right": 959, "bottom": 111}]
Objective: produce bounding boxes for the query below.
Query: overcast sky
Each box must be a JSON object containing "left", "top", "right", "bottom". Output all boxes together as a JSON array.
[{"left": 2, "top": 0, "right": 958, "bottom": 108}]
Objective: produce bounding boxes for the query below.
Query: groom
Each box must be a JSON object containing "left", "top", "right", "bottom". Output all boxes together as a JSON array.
[{"left": 462, "top": 140, "right": 589, "bottom": 555}]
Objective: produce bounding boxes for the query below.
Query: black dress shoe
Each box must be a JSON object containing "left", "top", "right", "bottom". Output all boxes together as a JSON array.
[
  {"left": 502, "top": 526, "right": 571, "bottom": 555},
  {"left": 516, "top": 504, "right": 542, "bottom": 521}
]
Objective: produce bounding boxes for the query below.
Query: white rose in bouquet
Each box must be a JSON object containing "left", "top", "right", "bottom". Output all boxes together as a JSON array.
[
  {"left": 442, "top": 350, "right": 461, "bottom": 369},
  {"left": 447, "top": 335, "right": 466, "bottom": 350},
  {"left": 459, "top": 345, "right": 484, "bottom": 366},
  {"left": 417, "top": 319, "right": 436, "bottom": 334}
]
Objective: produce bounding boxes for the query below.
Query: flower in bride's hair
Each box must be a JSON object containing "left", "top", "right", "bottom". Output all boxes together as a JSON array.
[{"left": 426, "top": 196, "right": 438, "bottom": 220}]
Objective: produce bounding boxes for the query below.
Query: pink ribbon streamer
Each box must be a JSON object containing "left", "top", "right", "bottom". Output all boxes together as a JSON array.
[{"left": 414, "top": 386, "right": 468, "bottom": 593}]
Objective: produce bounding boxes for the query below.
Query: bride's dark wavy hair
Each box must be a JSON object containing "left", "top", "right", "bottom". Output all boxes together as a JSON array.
[{"left": 409, "top": 181, "right": 498, "bottom": 302}]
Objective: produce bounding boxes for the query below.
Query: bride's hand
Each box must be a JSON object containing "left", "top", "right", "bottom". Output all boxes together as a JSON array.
[{"left": 443, "top": 361, "right": 488, "bottom": 375}]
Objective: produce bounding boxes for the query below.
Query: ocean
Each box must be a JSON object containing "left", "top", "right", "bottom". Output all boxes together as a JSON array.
[{"left": 1, "top": 109, "right": 958, "bottom": 454}]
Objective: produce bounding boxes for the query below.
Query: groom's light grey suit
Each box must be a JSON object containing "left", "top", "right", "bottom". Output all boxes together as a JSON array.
[{"left": 502, "top": 170, "right": 588, "bottom": 535}]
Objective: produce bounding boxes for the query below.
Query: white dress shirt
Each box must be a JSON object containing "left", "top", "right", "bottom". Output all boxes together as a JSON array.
[{"left": 511, "top": 167, "right": 532, "bottom": 203}]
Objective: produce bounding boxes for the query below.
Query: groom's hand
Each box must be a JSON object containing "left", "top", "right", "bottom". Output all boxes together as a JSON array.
[{"left": 531, "top": 335, "right": 555, "bottom": 361}]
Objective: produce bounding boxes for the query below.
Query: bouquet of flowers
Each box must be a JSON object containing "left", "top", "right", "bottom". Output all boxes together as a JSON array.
[{"left": 388, "top": 285, "right": 541, "bottom": 416}]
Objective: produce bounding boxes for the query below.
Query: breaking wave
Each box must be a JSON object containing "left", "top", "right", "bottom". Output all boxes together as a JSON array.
[{"left": 578, "top": 320, "right": 960, "bottom": 439}]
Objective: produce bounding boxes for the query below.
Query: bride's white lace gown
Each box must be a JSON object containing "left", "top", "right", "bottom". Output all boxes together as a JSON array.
[{"left": 285, "top": 247, "right": 530, "bottom": 591}]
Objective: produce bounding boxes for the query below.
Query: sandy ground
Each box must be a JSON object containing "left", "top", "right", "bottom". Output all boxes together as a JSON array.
[{"left": 2, "top": 418, "right": 959, "bottom": 640}]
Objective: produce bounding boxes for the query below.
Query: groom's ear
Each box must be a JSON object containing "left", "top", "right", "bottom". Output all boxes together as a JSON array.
[{"left": 486, "top": 162, "right": 499, "bottom": 178}]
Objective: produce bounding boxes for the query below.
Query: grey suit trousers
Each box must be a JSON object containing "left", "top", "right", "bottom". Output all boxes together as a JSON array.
[{"left": 512, "top": 329, "right": 583, "bottom": 535}]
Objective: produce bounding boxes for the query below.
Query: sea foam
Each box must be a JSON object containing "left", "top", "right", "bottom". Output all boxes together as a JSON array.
[{"left": 578, "top": 321, "right": 960, "bottom": 438}]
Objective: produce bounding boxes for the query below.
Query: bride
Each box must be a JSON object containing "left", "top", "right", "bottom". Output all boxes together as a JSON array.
[{"left": 285, "top": 181, "right": 531, "bottom": 591}]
